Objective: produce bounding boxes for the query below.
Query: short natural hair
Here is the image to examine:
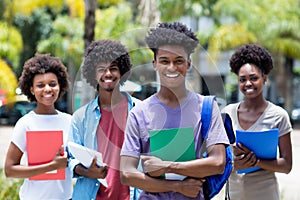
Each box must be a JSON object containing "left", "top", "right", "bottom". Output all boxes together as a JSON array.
[
  {"left": 145, "top": 22, "right": 199, "bottom": 59},
  {"left": 18, "top": 54, "right": 70, "bottom": 102},
  {"left": 229, "top": 44, "right": 273, "bottom": 75},
  {"left": 82, "top": 39, "right": 132, "bottom": 88}
]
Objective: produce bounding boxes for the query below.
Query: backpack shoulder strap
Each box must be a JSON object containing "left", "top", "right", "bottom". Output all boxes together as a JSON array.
[
  {"left": 198, "top": 95, "right": 215, "bottom": 158},
  {"left": 201, "top": 95, "right": 215, "bottom": 139}
]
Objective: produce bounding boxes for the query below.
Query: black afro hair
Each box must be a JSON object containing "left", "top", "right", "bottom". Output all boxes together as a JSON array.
[
  {"left": 229, "top": 44, "right": 273, "bottom": 75},
  {"left": 145, "top": 22, "right": 199, "bottom": 59},
  {"left": 82, "top": 39, "right": 132, "bottom": 88}
]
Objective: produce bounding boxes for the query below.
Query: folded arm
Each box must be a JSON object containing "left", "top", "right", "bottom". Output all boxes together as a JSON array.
[
  {"left": 120, "top": 155, "right": 205, "bottom": 198},
  {"left": 142, "top": 144, "right": 226, "bottom": 178}
]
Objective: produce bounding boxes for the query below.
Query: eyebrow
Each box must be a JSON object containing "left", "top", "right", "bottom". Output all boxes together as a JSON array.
[
  {"left": 158, "top": 56, "right": 185, "bottom": 59},
  {"left": 239, "top": 73, "right": 259, "bottom": 77}
]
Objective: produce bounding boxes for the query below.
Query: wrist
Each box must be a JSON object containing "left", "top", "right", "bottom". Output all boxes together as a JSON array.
[
  {"left": 165, "top": 161, "right": 176, "bottom": 173},
  {"left": 254, "top": 158, "right": 260, "bottom": 167},
  {"left": 170, "top": 180, "right": 181, "bottom": 193},
  {"left": 74, "top": 164, "right": 86, "bottom": 176}
]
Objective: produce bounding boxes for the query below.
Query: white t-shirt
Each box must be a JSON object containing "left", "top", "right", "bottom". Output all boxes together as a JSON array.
[{"left": 12, "top": 110, "right": 73, "bottom": 200}]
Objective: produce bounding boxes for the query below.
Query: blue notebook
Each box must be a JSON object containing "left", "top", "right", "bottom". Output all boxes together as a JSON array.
[{"left": 236, "top": 128, "right": 278, "bottom": 174}]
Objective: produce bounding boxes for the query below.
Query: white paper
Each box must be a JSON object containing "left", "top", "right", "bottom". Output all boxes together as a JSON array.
[
  {"left": 165, "top": 173, "right": 186, "bottom": 181},
  {"left": 68, "top": 142, "right": 108, "bottom": 187},
  {"left": 45, "top": 170, "right": 58, "bottom": 174}
]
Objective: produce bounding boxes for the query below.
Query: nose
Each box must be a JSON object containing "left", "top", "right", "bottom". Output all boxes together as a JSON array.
[
  {"left": 104, "top": 68, "right": 112, "bottom": 76},
  {"left": 245, "top": 79, "right": 252, "bottom": 86},
  {"left": 167, "top": 62, "right": 177, "bottom": 71},
  {"left": 45, "top": 84, "right": 51, "bottom": 91}
]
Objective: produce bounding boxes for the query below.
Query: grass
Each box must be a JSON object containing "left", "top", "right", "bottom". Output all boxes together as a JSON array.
[{"left": 0, "top": 168, "right": 22, "bottom": 200}]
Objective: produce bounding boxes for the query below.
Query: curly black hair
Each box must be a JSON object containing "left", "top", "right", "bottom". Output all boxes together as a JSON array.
[
  {"left": 145, "top": 22, "right": 199, "bottom": 59},
  {"left": 18, "top": 54, "right": 70, "bottom": 102},
  {"left": 82, "top": 39, "right": 132, "bottom": 89},
  {"left": 229, "top": 44, "right": 273, "bottom": 75}
]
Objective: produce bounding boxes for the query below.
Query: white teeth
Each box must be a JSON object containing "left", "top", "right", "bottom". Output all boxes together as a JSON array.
[
  {"left": 166, "top": 74, "right": 179, "bottom": 78},
  {"left": 246, "top": 89, "right": 254, "bottom": 92},
  {"left": 43, "top": 94, "right": 53, "bottom": 97},
  {"left": 104, "top": 80, "right": 113, "bottom": 83}
]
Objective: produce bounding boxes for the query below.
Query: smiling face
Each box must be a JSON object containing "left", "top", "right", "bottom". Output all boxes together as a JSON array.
[
  {"left": 153, "top": 45, "right": 190, "bottom": 90},
  {"left": 95, "top": 62, "right": 121, "bottom": 92},
  {"left": 238, "top": 63, "right": 266, "bottom": 99},
  {"left": 30, "top": 72, "right": 60, "bottom": 107}
]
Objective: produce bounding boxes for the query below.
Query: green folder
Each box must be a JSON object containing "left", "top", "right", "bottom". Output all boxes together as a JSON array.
[{"left": 149, "top": 127, "right": 196, "bottom": 162}]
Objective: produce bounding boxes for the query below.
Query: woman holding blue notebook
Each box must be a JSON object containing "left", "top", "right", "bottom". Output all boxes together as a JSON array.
[{"left": 222, "top": 44, "right": 293, "bottom": 200}]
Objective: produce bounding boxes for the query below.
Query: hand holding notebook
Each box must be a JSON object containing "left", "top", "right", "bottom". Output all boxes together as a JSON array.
[
  {"left": 235, "top": 128, "right": 279, "bottom": 174},
  {"left": 26, "top": 130, "right": 66, "bottom": 180},
  {"left": 67, "top": 142, "right": 108, "bottom": 187},
  {"left": 149, "top": 127, "right": 195, "bottom": 180}
]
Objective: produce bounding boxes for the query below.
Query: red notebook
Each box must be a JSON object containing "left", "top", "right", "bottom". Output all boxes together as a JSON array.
[{"left": 26, "top": 130, "right": 65, "bottom": 180}]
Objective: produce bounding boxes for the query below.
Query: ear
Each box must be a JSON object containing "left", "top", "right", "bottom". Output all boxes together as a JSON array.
[
  {"left": 187, "top": 59, "right": 191, "bottom": 70},
  {"left": 152, "top": 60, "right": 157, "bottom": 71},
  {"left": 30, "top": 87, "right": 34, "bottom": 95},
  {"left": 263, "top": 74, "right": 267, "bottom": 84}
]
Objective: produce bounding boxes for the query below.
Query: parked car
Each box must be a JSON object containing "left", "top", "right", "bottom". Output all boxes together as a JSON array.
[
  {"left": 291, "top": 107, "right": 300, "bottom": 125},
  {"left": 0, "top": 101, "right": 36, "bottom": 126},
  {"left": 0, "top": 89, "right": 7, "bottom": 107}
]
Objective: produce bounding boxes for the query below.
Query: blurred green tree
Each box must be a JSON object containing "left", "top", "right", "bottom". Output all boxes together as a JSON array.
[
  {"left": 0, "top": 60, "right": 18, "bottom": 103},
  {"left": 210, "top": 0, "right": 300, "bottom": 111},
  {"left": 0, "top": 21, "right": 23, "bottom": 71}
]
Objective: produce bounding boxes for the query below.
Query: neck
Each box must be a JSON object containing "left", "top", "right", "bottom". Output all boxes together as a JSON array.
[
  {"left": 98, "top": 89, "right": 124, "bottom": 108},
  {"left": 34, "top": 104, "right": 57, "bottom": 115},
  {"left": 157, "top": 86, "right": 188, "bottom": 108},
  {"left": 243, "top": 97, "right": 267, "bottom": 110}
]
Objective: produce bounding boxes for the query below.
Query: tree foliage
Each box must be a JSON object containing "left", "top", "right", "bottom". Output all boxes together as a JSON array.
[
  {"left": 212, "top": 0, "right": 300, "bottom": 58},
  {"left": 94, "top": 2, "right": 150, "bottom": 66},
  {"left": 212, "top": 0, "right": 300, "bottom": 110},
  {"left": 14, "top": 8, "right": 53, "bottom": 76},
  {"left": 98, "top": 0, "right": 124, "bottom": 8},
  {"left": 0, "top": 60, "right": 18, "bottom": 103},
  {"left": 65, "top": 0, "right": 85, "bottom": 18},
  {"left": 7, "top": 0, "right": 64, "bottom": 17},
  {"left": 0, "top": 21, "right": 23, "bottom": 70},
  {"left": 157, "top": 0, "right": 218, "bottom": 21},
  {"left": 37, "top": 15, "right": 84, "bottom": 68}
]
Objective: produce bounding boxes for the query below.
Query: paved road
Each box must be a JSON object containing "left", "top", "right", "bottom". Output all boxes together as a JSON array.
[{"left": 0, "top": 125, "right": 299, "bottom": 199}]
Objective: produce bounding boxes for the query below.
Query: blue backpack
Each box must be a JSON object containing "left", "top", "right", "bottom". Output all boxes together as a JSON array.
[{"left": 199, "top": 96, "right": 235, "bottom": 200}]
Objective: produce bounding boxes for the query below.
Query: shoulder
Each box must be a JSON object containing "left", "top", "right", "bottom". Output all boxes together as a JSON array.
[
  {"left": 267, "top": 101, "right": 290, "bottom": 117},
  {"left": 129, "top": 94, "right": 156, "bottom": 114},
  {"left": 15, "top": 111, "right": 35, "bottom": 126},
  {"left": 125, "top": 93, "right": 141, "bottom": 107},
  {"left": 57, "top": 110, "right": 72, "bottom": 120},
  {"left": 131, "top": 96, "right": 141, "bottom": 105},
  {"left": 72, "top": 98, "right": 97, "bottom": 117},
  {"left": 222, "top": 103, "right": 239, "bottom": 113}
]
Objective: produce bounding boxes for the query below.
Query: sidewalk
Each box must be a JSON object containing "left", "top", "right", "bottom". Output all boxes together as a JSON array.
[
  {"left": 1, "top": 125, "right": 299, "bottom": 199},
  {"left": 276, "top": 128, "right": 300, "bottom": 200}
]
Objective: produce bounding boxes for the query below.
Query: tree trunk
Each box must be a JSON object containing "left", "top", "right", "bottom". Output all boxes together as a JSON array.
[
  {"left": 137, "top": 0, "right": 160, "bottom": 27},
  {"left": 79, "top": 0, "right": 98, "bottom": 107},
  {"left": 284, "top": 57, "right": 294, "bottom": 113},
  {"left": 273, "top": 53, "right": 294, "bottom": 113},
  {"left": 84, "top": 0, "right": 97, "bottom": 48}
]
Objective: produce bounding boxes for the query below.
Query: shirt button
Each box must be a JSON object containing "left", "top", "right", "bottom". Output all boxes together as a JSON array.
[{"left": 96, "top": 183, "right": 99, "bottom": 186}]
